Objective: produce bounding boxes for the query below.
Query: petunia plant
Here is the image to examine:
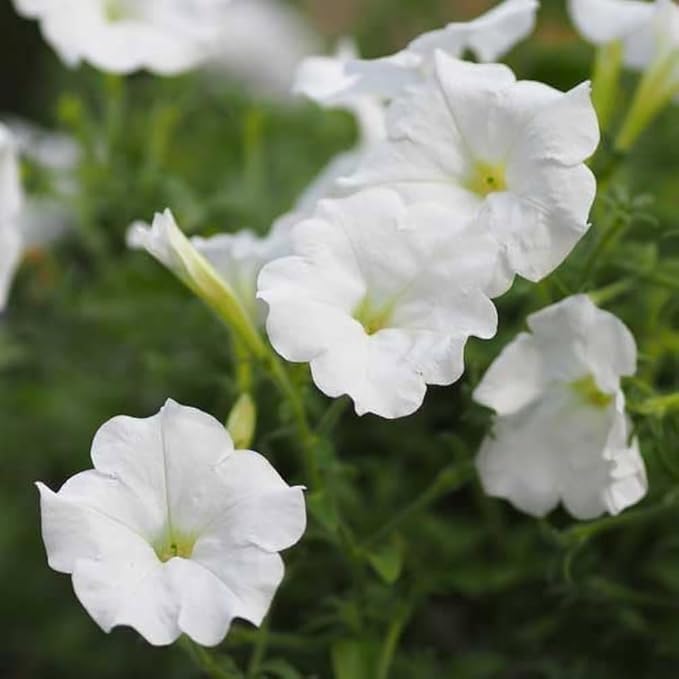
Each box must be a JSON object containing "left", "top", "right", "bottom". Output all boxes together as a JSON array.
[{"left": 2, "top": 1, "right": 679, "bottom": 678}]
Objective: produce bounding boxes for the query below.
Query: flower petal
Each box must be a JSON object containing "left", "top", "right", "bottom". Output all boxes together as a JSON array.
[
  {"left": 190, "top": 542, "right": 285, "bottom": 627},
  {"left": 568, "top": 0, "right": 655, "bottom": 46},
  {"left": 473, "top": 332, "right": 546, "bottom": 416}
]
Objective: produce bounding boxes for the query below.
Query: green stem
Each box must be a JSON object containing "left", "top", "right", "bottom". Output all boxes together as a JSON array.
[
  {"left": 376, "top": 604, "right": 411, "bottom": 679},
  {"left": 316, "top": 397, "right": 350, "bottom": 437},
  {"left": 180, "top": 637, "right": 242, "bottom": 679},
  {"left": 366, "top": 461, "right": 475, "bottom": 546},
  {"left": 579, "top": 213, "right": 629, "bottom": 289},
  {"left": 263, "top": 352, "right": 321, "bottom": 489},
  {"left": 587, "top": 278, "right": 634, "bottom": 306},
  {"left": 615, "top": 51, "right": 679, "bottom": 151},
  {"left": 246, "top": 616, "right": 269, "bottom": 678},
  {"left": 104, "top": 74, "right": 125, "bottom": 162},
  {"left": 629, "top": 392, "right": 679, "bottom": 417},
  {"left": 232, "top": 337, "right": 254, "bottom": 394},
  {"left": 584, "top": 577, "right": 679, "bottom": 610},
  {"left": 564, "top": 490, "right": 679, "bottom": 544},
  {"left": 591, "top": 41, "right": 623, "bottom": 133}
]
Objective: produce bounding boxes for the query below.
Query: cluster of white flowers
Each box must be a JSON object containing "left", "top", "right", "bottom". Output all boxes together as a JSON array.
[
  {"left": 25, "top": 0, "right": 660, "bottom": 654},
  {"left": 258, "top": 0, "right": 599, "bottom": 418}
]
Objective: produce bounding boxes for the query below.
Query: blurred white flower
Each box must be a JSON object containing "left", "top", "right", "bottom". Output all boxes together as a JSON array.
[
  {"left": 0, "top": 124, "right": 24, "bottom": 310},
  {"left": 258, "top": 188, "right": 498, "bottom": 419},
  {"left": 474, "top": 295, "right": 647, "bottom": 520},
  {"left": 344, "top": 54, "right": 599, "bottom": 295},
  {"left": 12, "top": 0, "right": 231, "bottom": 75},
  {"left": 293, "top": 0, "right": 539, "bottom": 102},
  {"left": 568, "top": 0, "right": 677, "bottom": 73},
  {"left": 568, "top": 0, "right": 679, "bottom": 147},
  {"left": 38, "top": 398, "right": 306, "bottom": 646},
  {"left": 205, "top": 0, "right": 321, "bottom": 99},
  {"left": 293, "top": 39, "right": 387, "bottom": 212},
  {"left": 4, "top": 118, "right": 80, "bottom": 250}
]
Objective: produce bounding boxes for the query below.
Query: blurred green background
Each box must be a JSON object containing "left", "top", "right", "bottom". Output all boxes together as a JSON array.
[{"left": 1, "top": 1, "right": 678, "bottom": 677}]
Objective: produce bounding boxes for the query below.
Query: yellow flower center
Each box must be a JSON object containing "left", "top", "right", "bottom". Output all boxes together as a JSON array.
[
  {"left": 570, "top": 375, "right": 614, "bottom": 409},
  {"left": 104, "top": 0, "right": 134, "bottom": 21},
  {"left": 353, "top": 297, "right": 394, "bottom": 335},
  {"left": 466, "top": 160, "right": 508, "bottom": 197},
  {"left": 154, "top": 532, "right": 196, "bottom": 562}
]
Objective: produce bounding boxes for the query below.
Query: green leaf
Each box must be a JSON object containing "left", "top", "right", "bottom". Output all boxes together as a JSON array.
[
  {"left": 331, "top": 640, "right": 379, "bottom": 679},
  {"left": 366, "top": 540, "right": 404, "bottom": 585}
]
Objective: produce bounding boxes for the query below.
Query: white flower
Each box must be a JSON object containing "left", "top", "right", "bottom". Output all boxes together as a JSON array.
[
  {"left": 569, "top": 0, "right": 679, "bottom": 147},
  {"left": 568, "top": 0, "right": 678, "bottom": 74},
  {"left": 257, "top": 188, "right": 499, "bottom": 419},
  {"left": 344, "top": 54, "right": 600, "bottom": 295},
  {"left": 127, "top": 209, "right": 293, "bottom": 328},
  {"left": 293, "top": 38, "right": 387, "bottom": 140},
  {"left": 190, "top": 215, "right": 294, "bottom": 325},
  {"left": 292, "top": 39, "right": 387, "bottom": 212},
  {"left": 126, "top": 209, "right": 266, "bottom": 357},
  {"left": 474, "top": 294, "right": 647, "bottom": 520},
  {"left": 12, "top": 0, "right": 230, "bottom": 75},
  {"left": 37, "top": 398, "right": 306, "bottom": 646},
  {"left": 293, "top": 0, "right": 539, "bottom": 102},
  {"left": 4, "top": 118, "right": 80, "bottom": 249},
  {"left": 205, "top": 0, "right": 320, "bottom": 98},
  {"left": 0, "top": 124, "right": 24, "bottom": 310}
]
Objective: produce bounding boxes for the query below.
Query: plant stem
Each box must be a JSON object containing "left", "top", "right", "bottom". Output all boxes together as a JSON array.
[
  {"left": 587, "top": 279, "right": 634, "bottom": 306},
  {"left": 591, "top": 41, "right": 623, "bottom": 133},
  {"left": 564, "top": 490, "right": 679, "bottom": 544},
  {"left": 180, "top": 637, "right": 242, "bottom": 679},
  {"left": 615, "top": 51, "right": 679, "bottom": 151},
  {"left": 366, "top": 461, "right": 475, "bottom": 546},
  {"left": 263, "top": 351, "right": 321, "bottom": 488},
  {"left": 246, "top": 617, "right": 269, "bottom": 678},
  {"left": 579, "top": 213, "right": 629, "bottom": 289},
  {"left": 376, "top": 604, "right": 411, "bottom": 679},
  {"left": 630, "top": 392, "right": 679, "bottom": 417},
  {"left": 316, "top": 396, "right": 351, "bottom": 438}
]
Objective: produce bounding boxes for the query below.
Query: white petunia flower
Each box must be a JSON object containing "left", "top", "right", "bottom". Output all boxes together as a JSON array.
[
  {"left": 568, "top": 0, "right": 679, "bottom": 146},
  {"left": 568, "top": 0, "right": 677, "bottom": 73},
  {"left": 190, "top": 214, "right": 294, "bottom": 325},
  {"left": 127, "top": 209, "right": 293, "bottom": 328},
  {"left": 293, "top": 0, "right": 538, "bottom": 103},
  {"left": 126, "top": 209, "right": 266, "bottom": 357},
  {"left": 5, "top": 118, "right": 80, "bottom": 250},
  {"left": 257, "top": 188, "right": 499, "bottom": 419},
  {"left": 292, "top": 39, "right": 387, "bottom": 212},
  {"left": 205, "top": 0, "right": 320, "bottom": 99},
  {"left": 38, "top": 398, "right": 306, "bottom": 647},
  {"left": 474, "top": 294, "right": 647, "bottom": 520},
  {"left": 344, "top": 53, "right": 600, "bottom": 296},
  {"left": 12, "top": 0, "right": 232, "bottom": 75},
  {"left": 0, "top": 124, "right": 24, "bottom": 310}
]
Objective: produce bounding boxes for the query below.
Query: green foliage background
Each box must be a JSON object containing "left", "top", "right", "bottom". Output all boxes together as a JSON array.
[{"left": 1, "top": 1, "right": 678, "bottom": 677}]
